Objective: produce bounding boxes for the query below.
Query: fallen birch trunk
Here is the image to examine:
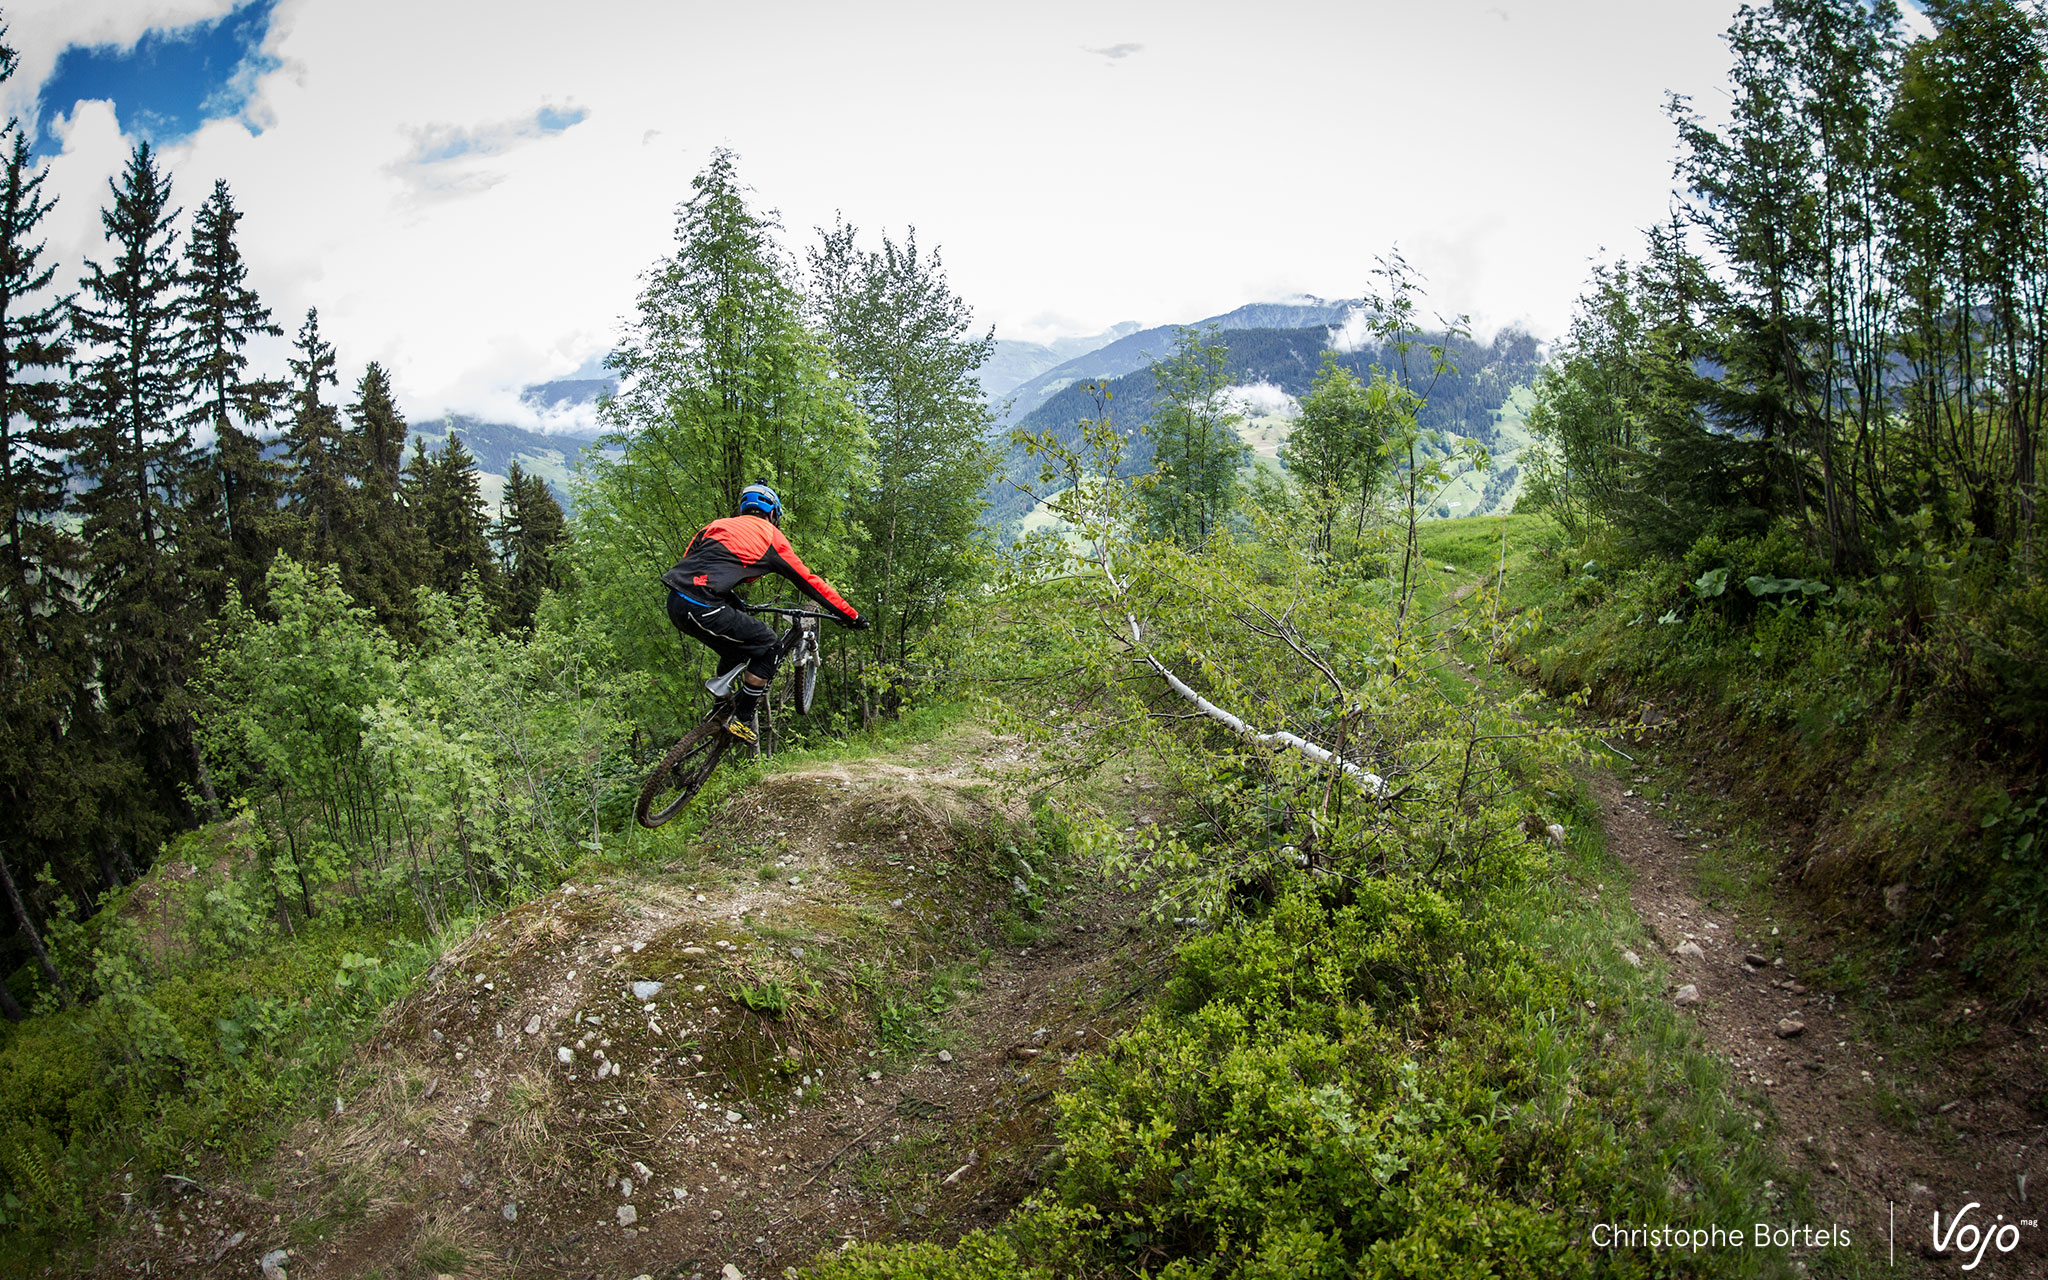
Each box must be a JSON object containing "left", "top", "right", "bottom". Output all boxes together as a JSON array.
[{"left": 1140, "top": 654, "right": 1388, "bottom": 795}]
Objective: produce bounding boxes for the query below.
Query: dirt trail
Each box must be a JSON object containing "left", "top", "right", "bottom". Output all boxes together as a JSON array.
[
  {"left": 1591, "top": 768, "right": 2048, "bottom": 1276},
  {"left": 102, "top": 729, "right": 1162, "bottom": 1280},
  {"left": 1429, "top": 557, "right": 2046, "bottom": 1275}
]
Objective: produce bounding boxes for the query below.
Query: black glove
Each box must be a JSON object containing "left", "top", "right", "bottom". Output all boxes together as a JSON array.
[{"left": 848, "top": 615, "right": 872, "bottom": 631}]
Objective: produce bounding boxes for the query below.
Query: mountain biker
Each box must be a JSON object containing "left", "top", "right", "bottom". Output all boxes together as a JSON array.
[{"left": 662, "top": 480, "right": 867, "bottom": 741}]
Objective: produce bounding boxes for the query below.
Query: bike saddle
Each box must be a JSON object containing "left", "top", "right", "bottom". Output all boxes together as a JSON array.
[{"left": 704, "top": 666, "right": 747, "bottom": 699}]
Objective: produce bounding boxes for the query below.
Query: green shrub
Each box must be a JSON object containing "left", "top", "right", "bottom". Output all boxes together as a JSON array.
[
  {"left": 809, "top": 877, "right": 1781, "bottom": 1278},
  {"left": 0, "top": 916, "right": 435, "bottom": 1245}
]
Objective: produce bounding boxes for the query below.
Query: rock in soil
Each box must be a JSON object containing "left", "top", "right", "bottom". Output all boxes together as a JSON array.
[
  {"left": 1776, "top": 1018, "right": 1806, "bottom": 1038},
  {"left": 1674, "top": 984, "right": 1701, "bottom": 1006}
]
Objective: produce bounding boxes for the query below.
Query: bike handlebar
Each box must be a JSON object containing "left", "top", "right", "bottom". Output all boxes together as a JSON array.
[{"left": 740, "top": 603, "right": 836, "bottom": 620}]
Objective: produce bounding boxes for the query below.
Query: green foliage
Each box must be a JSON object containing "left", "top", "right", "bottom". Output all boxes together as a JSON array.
[
  {"left": 340, "top": 362, "right": 428, "bottom": 631},
  {"left": 807, "top": 1232, "right": 1050, "bottom": 1280},
  {"left": 283, "top": 307, "right": 349, "bottom": 565},
  {"left": 0, "top": 893, "right": 435, "bottom": 1242},
  {"left": 494, "top": 459, "right": 567, "bottom": 631},
  {"left": 808, "top": 219, "right": 997, "bottom": 713},
  {"left": 812, "top": 412, "right": 1811, "bottom": 1276},
  {"left": 734, "top": 977, "right": 792, "bottom": 1018},
  {"left": 182, "top": 176, "right": 288, "bottom": 613},
  {"left": 817, "top": 793, "right": 1782, "bottom": 1277},
  {"left": 996, "top": 885, "right": 1772, "bottom": 1278},
  {"left": 1535, "top": 0, "right": 2048, "bottom": 584},
  {"left": 196, "top": 555, "right": 641, "bottom": 934},
  {"left": 1281, "top": 352, "right": 1397, "bottom": 559},
  {"left": 404, "top": 432, "right": 501, "bottom": 605},
  {"left": 1508, "top": 511, "right": 2048, "bottom": 989},
  {"left": 1139, "top": 326, "right": 1247, "bottom": 549}
]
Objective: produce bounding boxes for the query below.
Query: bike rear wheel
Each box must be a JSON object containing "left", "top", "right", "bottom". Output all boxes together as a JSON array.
[{"left": 635, "top": 716, "right": 731, "bottom": 829}]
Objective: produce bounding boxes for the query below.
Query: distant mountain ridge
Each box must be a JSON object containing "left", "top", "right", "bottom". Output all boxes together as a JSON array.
[
  {"left": 993, "top": 298, "right": 1360, "bottom": 423},
  {"left": 980, "top": 322, "right": 1142, "bottom": 398},
  {"left": 987, "top": 322, "right": 1542, "bottom": 530},
  {"left": 521, "top": 377, "right": 617, "bottom": 411}
]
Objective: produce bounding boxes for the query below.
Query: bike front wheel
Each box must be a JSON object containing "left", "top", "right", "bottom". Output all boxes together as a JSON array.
[
  {"left": 635, "top": 718, "right": 731, "bottom": 829},
  {"left": 791, "top": 622, "right": 820, "bottom": 716}
]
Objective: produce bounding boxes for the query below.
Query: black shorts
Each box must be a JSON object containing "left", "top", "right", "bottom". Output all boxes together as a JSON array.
[{"left": 667, "top": 591, "right": 782, "bottom": 680}]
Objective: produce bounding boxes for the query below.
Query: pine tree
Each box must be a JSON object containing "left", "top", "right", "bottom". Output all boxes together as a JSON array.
[
  {"left": 283, "top": 307, "right": 347, "bottom": 564},
  {"left": 71, "top": 142, "right": 193, "bottom": 569},
  {"left": 347, "top": 360, "right": 407, "bottom": 490},
  {"left": 341, "top": 361, "right": 426, "bottom": 625},
  {"left": 68, "top": 140, "right": 204, "bottom": 833},
  {"left": 182, "top": 178, "right": 285, "bottom": 607},
  {"left": 0, "top": 126, "right": 75, "bottom": 633},
  {"left": 408, "top": 432, "right": 498, "bottom": 599},
  {"left": 0, "top": 111, "right": 108, "bottom": 964},
  {"left": 493, "top": 460, "right": 565, "bottom": 629}
]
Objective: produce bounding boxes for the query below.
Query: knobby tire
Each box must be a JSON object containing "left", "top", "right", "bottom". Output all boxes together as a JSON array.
[
  {"left": 635, "top": 717, "right": 731, "bottom": 829},
  {"left": 792, "top": 622, "right": 820, "bottom": 716}
]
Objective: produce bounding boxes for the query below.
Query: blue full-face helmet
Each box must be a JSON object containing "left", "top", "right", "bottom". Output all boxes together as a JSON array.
[{"left": 737, "top": 481, "right": 783, "bottom": 526}]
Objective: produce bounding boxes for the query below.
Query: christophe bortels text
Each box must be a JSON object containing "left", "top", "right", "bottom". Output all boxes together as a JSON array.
[{"left": 1592, "top": 1222, "right": 1850, "bottom": 1252}]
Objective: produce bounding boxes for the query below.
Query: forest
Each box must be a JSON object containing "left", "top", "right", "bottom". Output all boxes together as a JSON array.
[{"left": 2, "top": 0, "right": 2046, "bottom": 1276}]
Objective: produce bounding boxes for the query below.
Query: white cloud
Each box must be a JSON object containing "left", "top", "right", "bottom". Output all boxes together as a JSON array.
[
  {"left": 1223, "top": 382, "right": 1297, "bottom": 419},
  {"left": 1329, "top": 307, "right": 1372, "bottom": 355},
  {"left": 8, "top": 0, "right": 1754, "bottom": 427}
]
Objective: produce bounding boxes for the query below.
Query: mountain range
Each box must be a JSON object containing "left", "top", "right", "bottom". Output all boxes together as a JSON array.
[
  {"left": 986, "top": 321, "right": 1543, "bottom": 530},
  {"left": 405, "top": 299, "right": 1541, "bottom": 531},
  {"left": 992, "top": 298, "right": 1360, "bottom": 423},
  {"left": 978, "top": 322, "right": 1142, "bottom": 399}
]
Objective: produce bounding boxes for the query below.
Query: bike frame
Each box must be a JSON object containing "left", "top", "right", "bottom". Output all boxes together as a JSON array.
[{"left": 635, "top": 604, "right": 836, "bottom": 829}]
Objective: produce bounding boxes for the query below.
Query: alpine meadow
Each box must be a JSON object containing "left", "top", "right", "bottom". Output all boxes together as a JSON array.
[{"left": 3, "top": 3, "right": 2048, "bottom": 1279}]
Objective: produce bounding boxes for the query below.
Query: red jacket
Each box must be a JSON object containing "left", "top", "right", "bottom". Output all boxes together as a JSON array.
[{"left": 661, "top": 515, "right": 861, "bottom": 624}]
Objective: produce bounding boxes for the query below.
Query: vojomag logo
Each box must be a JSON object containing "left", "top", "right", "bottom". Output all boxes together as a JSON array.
[{"left": 1927, "top": 1202, "right": 2033, "bottom": 1271}]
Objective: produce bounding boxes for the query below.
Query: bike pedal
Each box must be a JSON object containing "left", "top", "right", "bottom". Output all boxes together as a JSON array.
[{"left": 724, "top": 719, "right": 759, "bottom": 744}]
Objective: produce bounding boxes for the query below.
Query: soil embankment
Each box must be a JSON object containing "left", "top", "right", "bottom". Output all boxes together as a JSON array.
[{"left": 103, "top": 729, "right": 1164, "bottom": 1280}]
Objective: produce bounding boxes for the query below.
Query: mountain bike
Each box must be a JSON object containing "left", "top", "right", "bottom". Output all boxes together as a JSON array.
[{"left": 634, "top": 604, "right": 828, "bottom": 829}]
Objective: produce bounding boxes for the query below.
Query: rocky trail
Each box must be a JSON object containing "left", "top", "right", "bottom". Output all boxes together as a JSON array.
[
  {"left": 1442, "top": 565, "right": 2048, "bottom": 1277},
  {"left": 1586, "top": 763, "right": 2048, "bottom": 1277},
  {"left": 1431, "top": 555, "right": 2047, "bottom": 1275},
  {"left": 101, "top": 727, "right": 1166, "bottom": 1280}
]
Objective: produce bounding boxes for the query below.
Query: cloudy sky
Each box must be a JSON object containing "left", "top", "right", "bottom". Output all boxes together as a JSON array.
[{"left": 1, "top": 0, "right": 1880, "bottom": 429}]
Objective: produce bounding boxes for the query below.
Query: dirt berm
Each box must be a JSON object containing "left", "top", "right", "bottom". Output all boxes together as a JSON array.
[{"left": 108, "top": 729, "right": 1168, "bottom": 1280}]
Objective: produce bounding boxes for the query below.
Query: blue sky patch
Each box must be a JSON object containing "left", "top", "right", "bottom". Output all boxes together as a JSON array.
[
  {"left": 400, "top": 105, "right": 591, "bottom": 168},
  {"left": 35, "top": 0, "right": 280, "bottom": 155}
]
